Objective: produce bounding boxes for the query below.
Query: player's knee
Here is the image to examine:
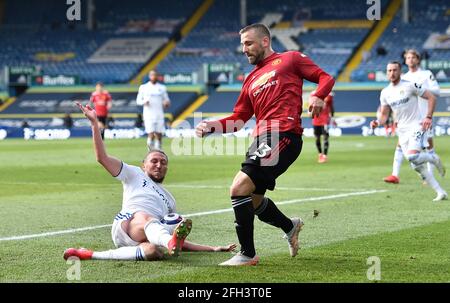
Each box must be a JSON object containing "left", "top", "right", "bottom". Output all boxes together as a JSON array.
[
  {"left": 140, "top": 243, "right": 163, "bottom": 261},
  {"left": 406, "top": 153, "right": 419, "bottom": 164},
  {"left": 230, "top": 174, "right": 254, "bottom": 197}
]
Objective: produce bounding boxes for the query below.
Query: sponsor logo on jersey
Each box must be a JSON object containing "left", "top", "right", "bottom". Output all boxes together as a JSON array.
[
  {"left": 251, "top": 70, "right": 276, "bottom": 90},
  {"left": 390, "top": 97, "right": 410, "bottom": 108}
]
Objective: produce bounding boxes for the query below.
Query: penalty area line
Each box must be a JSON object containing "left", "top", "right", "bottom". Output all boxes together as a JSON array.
[{"left": 0, "top": 189, "right": 387, "bottom": 242}]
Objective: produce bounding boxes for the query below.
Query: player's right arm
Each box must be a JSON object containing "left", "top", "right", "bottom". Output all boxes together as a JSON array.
[
  {"left": 136, "top": 85, "right": 149, "bottom": 106},
  {"left": 195, "top": 86, "right": 253, "bottom": 137},
  {"left": 89, "top": 93, "right": 95, "bottom": 108},
  {"left": 76, "top": 102, "right": 122, "bottom": 176},
  {"left": 370, "top": 105, "right": 390, "bottom": 128}
]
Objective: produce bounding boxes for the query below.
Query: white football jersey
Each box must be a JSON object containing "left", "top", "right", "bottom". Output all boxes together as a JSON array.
[
  {"left": 401, "top": 68, "right": 440, "bottom": 119},
  {"left": 136, "top": 82, "right": 169, "bottom": 120},
  {"left": 380, "top": 79, "right": 425, "bottom": 129},
  {"left": 115, "top": 162, "right": 176, "bottom": 219}
]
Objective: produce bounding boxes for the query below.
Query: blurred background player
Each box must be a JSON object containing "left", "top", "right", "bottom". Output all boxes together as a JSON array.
[
  {"left": 311, "top": 90, "right": 335, "bottom": 163},
  {"left": 89, "top": 82, "right": 112, "bottom": 140},
  {"left": 383, "top": 49, "right": 441, "bottom": 184},
  {"left": 64, "top": 102, "right": 236, "bottom": 262},
  {"left": 370, "top": 61, "right": 446, "bottom": 201},
  {"left": 136, "top": 70, "right": 170, "bottom": 151}
]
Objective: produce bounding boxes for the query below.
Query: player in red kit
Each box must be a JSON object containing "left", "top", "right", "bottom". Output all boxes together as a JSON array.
[
  {"left": 196, "top": 23, "right": 334, "bottom": 266},
  {"left": 311, "top": 91, "right": 335, "bottom": 163},
  {"left": 90, "top": 82, "right": 112, "bottom": 140}
]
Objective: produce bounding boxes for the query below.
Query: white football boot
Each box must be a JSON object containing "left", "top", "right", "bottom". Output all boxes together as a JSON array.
[
  {"left": 433, "top": 191, "right": 448, "bottom": 202},
  {"left": 283, "top": 217, "right": 304, "bottom": 257},
  {"left": 219, "top": 252, "right": 259, "bottom": 266}
]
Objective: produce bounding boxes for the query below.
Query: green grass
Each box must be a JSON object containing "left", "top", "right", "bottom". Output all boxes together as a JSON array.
[{"left": 0, "top": 136, "right": 449, "bottom": 282}]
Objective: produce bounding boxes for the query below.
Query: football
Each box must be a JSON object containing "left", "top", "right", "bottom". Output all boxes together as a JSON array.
[{"left": 160, "top": 213, "right": 183, "bottom": 234}]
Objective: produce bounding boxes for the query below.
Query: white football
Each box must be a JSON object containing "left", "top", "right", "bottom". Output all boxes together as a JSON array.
[{"left": 160, "top": 213, "right": 183, "bottom": 234}]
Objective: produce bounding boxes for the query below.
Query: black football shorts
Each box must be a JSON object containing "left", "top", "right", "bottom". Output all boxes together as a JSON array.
[{"left": 241, "top": 131, "right": 302, "bottom": 195}]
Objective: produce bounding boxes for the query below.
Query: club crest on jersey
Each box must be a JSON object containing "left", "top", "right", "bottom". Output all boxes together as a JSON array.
[
  {"left": 271, "top": 59, "right": 282, "bottom": 66},
  {"left": 251, "top": 70, "right": 276, "bottom": 90}
]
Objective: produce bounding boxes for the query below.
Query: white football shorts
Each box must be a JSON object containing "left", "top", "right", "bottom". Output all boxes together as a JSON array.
[
  {"left": 111, "top": 212, "right": 140, "bottom": 248},
  {"left": 144, "top": 118, "right": 165, "bottom": 134},
  {"left": 397, "top": 125, "right": 429, "bottom": 154}
]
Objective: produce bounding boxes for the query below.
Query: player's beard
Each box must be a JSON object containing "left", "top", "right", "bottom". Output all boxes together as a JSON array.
[
  {"left": 150, "top": 175, "right": 165, "bottom": 183},
  {"left": 246, "top": 45, "right": 265, "bottom": 65}
]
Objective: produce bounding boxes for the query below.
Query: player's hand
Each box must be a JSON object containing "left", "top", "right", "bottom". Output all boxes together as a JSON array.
[
  {"left": 163, "top": 100, "right": 170, "bottom": 109},
  {"left": 76, "top": 102, "right": 97, "bottom": 124},
  {"left": 308, "top": 96, "right": 325, "bottom": 118},
  {"left": 213, "top": 243, "right": 237, "bottom": 252},
  {"left": 422, "top": 117, "right": 432, "bottom": 131},
  {"left": 330, "top": 118, "right": 337, "bottom": 127},
  {"left": 195, "top": 121, "right": 212, "bottom": 137},
  {"left": 370, "top": 120, "right": 379, "bottom": 129}
]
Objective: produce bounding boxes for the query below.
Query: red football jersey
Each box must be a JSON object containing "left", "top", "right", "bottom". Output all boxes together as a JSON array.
[
  {"left": 90, "top": 91, "right": 112, "bottom": 117},
  {"left": 312, "top": 94, "right": 333, "bottom": 126},
  {"left": 217, "top": 51, "right": 334, "bottom": 136}
]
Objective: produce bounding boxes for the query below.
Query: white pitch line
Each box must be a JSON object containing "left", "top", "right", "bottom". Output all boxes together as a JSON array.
[
  {"left": 166, "top": 184, "right": 374, "bottom": 192},
  {"left": 0, "top": 181, "right": 373, "bottom": 192},
  {"left": 0, "top": 224, "right": 113, "bottom": 242},
  {"left": 0, "top": 190, "right": 387, "bottom": 242}
]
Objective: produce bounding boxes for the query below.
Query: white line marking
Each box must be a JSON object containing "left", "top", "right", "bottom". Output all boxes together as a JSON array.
[
  {"left": 0, "top": 190, "right": 386, "bottom": 242},
  {"left": 0, "top": 225, "right": 113, "bottom": 242},
  {"left": 0, "top": 182, "right": 374, "bottom": 192}
]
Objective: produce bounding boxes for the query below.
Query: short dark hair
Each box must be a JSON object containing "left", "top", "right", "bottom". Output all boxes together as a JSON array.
[
  {"left": 144, "top": 149, "right": 169, "bottom": 163},
  {"left": 387, "top": 61, "right": 402, "bottom": 69},
  {"left": 239, "top": 23, "right": 271, "bottom": 40},
  {"left": 96, "top": 81, "right": 104, "bottom": 87}
]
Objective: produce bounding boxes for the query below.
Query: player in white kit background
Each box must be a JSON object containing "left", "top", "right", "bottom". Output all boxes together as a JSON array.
[
  {"left": 63, "top": 102, "right": 236, "bottom": 262},
  {"left": 370, "top": 61, "right": 447, "bottom": 202},
  {"left": 136, "top": 70, "right": 170, "bottom": 151},
  {"left": 383, "top": 49, "right": 442, "bottom": 184}
]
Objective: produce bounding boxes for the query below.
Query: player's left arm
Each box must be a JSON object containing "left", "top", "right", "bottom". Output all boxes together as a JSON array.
[
  {"left": 420, "top": 89, "right": 437, "bottom": 130},
  {"left": 106, "top": 92, "right": 113, "bottom": 111},
  {"left": 425, "top": 71, "right": 440, "bottom": 97},
  {"left": 292, "top": 52, "right": 335, "bottom": 118},
  {"left": 328, "top": 96, "right": 336, "bottom": 126},
  {"left": 162, "top": 88, "right": 170, "bottom": 109},
  {"left": 182, "top": 241, "right": 237, "bottom": 252}
]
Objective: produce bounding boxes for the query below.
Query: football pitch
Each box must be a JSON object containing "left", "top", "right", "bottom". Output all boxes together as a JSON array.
[{"left": 0, "top": 135, "right": 449, "bottom": 283}]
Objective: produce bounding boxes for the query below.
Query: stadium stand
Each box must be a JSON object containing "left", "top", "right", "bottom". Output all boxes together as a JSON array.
[
  {"left": 351, "top": 0, "right": 450, "bottom": 81},
  {"left": 157, "top": 0, "right": 389, "bottom": 78},
  {"left": 0, "top": 0, "right": 202, "bottom": 84}
]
